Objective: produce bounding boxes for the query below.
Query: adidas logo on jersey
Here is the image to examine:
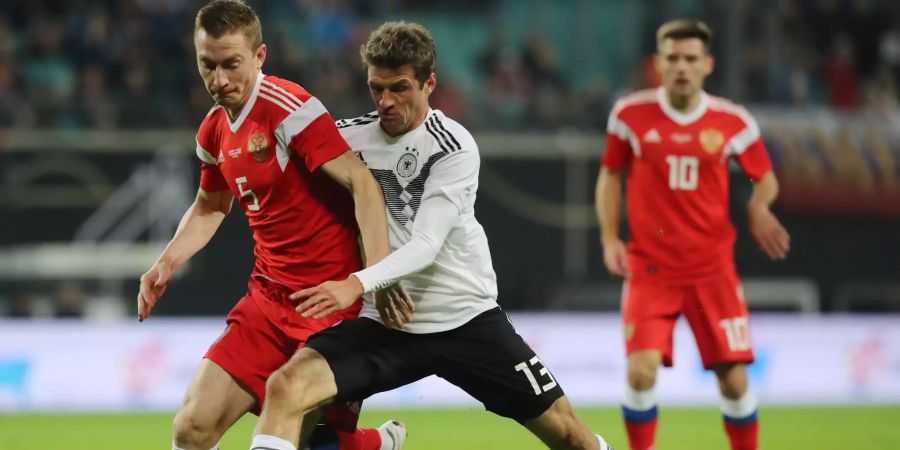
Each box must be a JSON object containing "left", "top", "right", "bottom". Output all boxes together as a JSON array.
[{"left": 643, "top": 128, "right": 661, "bottom": 143}]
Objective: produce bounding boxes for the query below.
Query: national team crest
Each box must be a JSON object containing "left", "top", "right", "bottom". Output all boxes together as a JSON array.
[
  {"left": 396, "top": 148, "right": 418, "bottom": 178},
  {"left": 248, "top": 131, "right": 270, "bottom": 162},
  {"left": 699, "top": 128, "right": 725, "bottom": 154}
]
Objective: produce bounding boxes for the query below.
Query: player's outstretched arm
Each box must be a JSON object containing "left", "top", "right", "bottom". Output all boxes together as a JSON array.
[
  {"left": 747, "top": 171, "right": 790, "bottom": 260},
  {"left": 319, "top": 151, "right": 391, "bottom": 265},
  {"left": 595, "top": 167, "right": 629, "bottom": 277},
  {"left": 137, "top": 188, "right": 233, "bottom": 321},
  {"left": 292, "top": 194, "right": 458, "bottom": 321}
]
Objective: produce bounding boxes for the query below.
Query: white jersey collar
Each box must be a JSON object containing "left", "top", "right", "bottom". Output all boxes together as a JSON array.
[
  {"left": 656, "top": 86, "right": 708, "bottom": 126},
  {"left": 226, "top": 70, "right": 263, "bottom": 132}
]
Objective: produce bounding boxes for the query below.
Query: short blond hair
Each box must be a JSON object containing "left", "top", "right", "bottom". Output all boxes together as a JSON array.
[
  {"left": 656, "top": 19, "right": 712, "bottom": 53},
  {"left": 195, "top": 0, "right": 262, "bottom": 50},
  {"left": 360, "top": 21, "right": 436, "bottom": 86}
]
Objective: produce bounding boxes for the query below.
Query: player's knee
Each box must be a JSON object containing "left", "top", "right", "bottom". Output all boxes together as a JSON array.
[
  {"left": 627, "top": 364, "right": 657, "bottom": 389},
  {"left": 172, "top": 408, "right": 219, "bottom": 447},
  {"left": 266, "top": 366, "right": 312, "bottom": 412}
]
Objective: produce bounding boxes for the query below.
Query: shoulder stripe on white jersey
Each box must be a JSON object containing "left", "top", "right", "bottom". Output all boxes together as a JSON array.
[
  {"left": 425, "top": 118, "right": 453, "bottom": 153},
  {"left": 336, "top": 112, "right": 379, "bottom": 129},
  {"left": 260, "top": 86, "right": 302, "bottom": 112},
  {"left": 274, "top": 96, "right": 328, "bottom": 171},
  {"left": 431, "top": 115, "right": 462, "bottom": 150},
  {"left": 261, "top": 79, "right": 304, "bottom": 109},
  {"left": 259, "top": 91, "right": 298, "bottom": 114},
  {"left": 195, "top": 140, "right": 217, "bottom": 164}
]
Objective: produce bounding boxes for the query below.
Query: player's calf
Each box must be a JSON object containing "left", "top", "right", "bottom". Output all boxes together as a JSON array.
[{"left": 525, "top": 396, "right": 612, "bottom": 450}]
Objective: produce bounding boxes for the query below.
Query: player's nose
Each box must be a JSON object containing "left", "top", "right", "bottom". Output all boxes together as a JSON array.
[{"left": 214, "top": 66, "right": 229, "bottom": 88}]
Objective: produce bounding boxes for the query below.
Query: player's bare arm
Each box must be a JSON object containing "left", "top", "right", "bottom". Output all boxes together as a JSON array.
[
  {"left": 747, "top": 171, "right": 790, "bottom": 260},
  {"left": 595, "top": 167, "right": 629, "bottom": 277},
  {"left": 319, "top": 151, "right": 391, "bottom": 263},
  {"left": 295, "top": 193, "right": 457, "bottom": 323},
  {"left": 137, "top": 188, "right": 233, "bottom": 321}
]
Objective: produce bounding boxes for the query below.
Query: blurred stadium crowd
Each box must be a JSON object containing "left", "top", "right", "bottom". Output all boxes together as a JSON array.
[
  {"left": 1, "top": 0, "right": 900, "bottom": 131},
  {"left": 3, "top": 0, "right": 900, "bottom": 319}
]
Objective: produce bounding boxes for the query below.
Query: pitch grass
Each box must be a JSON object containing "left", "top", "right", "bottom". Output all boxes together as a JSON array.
[{"left": 1, "top": 406, "right": 898, "bottom": 449}]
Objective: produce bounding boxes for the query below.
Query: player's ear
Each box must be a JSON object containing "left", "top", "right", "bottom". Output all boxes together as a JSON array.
[
  {"left": 424, "top": 72, "right": 436, "bottom": 95},
  {"left": 256, "top": 43, "right": 267, "bottom": 69},
  {"left": 705, "top": 54, "right": 714, "bottom": 76}
]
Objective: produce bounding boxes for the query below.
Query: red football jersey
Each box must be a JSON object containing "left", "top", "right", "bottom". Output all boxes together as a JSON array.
[
  {"left": 602, "top": 87, "right": 772, "bottom": 284},
  {"left": 195, "top": 73, "right": 361, "bottom": 308}
]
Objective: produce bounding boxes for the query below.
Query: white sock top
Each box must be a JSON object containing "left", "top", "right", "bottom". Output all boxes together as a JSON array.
[
  {"left": 250, "top": 434, "right": 297, "bottom": 450},
  {"left": 173, "top": 443, "right": 218, "bottom": 450},
  {"left": 623, "top": 385, "right": 656, "bottom": 411},
  {"left": 720, "top": 390, "right": 758, "bottom": 418}
]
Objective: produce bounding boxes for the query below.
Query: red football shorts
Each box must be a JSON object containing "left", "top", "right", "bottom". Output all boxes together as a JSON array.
[
  {"left": 620, "top": 269, "right": 754, "bottom": 369},
  {"left": 204, "top": 276, "right": 361, "bottom": 430}
]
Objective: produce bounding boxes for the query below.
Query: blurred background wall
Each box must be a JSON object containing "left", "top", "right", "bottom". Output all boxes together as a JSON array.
[{"left": 1, "top": 0, "right": 899, "bottom": 320}]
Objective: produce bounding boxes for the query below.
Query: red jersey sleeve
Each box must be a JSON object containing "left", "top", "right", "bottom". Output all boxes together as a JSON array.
[
  {"left": 195, "top": 115, "right": 229, "bottom": 192},
  {"left": 275, "top": 96, "right": 351, "bottom": 173},
  {"left": 602, "top": 103, "right": 635, "bottom": 169},
  {"left": 734, "top": 139, "right": 772, "bottom": 181},
  {"left": 726, "top": 109, "right": 772, "bottom": 181}
]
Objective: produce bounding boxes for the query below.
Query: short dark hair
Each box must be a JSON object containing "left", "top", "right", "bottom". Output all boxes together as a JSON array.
[
  {"left": 360, "top": 21, "right": 436, "bottom": 86},
  {"left": 656, "top": 19, "right": 713, "bottom": 53},
  {"left": 195, "top": 0, "right": 262, "bottom": 50}
]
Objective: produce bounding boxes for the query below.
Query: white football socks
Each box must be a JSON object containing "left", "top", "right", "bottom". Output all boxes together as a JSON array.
[
  {"left": 250, "top": 434, "right": 296, "bottom": 450},
  {"left": 721, "top": 390, "right": 758, "bottom": 420},
  {"left": 596, "top": 434, "right": 613, "bottom": 450},
  {"left": 172, "top": 443, "right": 218, "bottom": 450}
]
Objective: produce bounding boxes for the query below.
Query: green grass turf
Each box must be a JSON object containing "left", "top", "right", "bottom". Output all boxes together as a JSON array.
[{"left": 0, "top": 406, "right": 898, "bottom": 449}]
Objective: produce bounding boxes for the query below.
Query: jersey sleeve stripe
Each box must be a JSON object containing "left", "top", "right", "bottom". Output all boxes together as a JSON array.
[
  {"left": 425, "top": 119, "right": 452, "bottom": 153},
  {"left": 274, "top": 97, "right": 329, "bottom": 171},
  {"left": 336, "top": 111, "right": 379, "bottom": 129},
  {"left": 196, "top": 140, "right": 217, "bottom": 164},
  {"left": 607, "top": 116, "right": 642, "bottom": 158},
  {"left": 259, "top": 91, "right": 298, "bottom": 114},
  {"left": 431, "top": 116, "right": 462, "bottom": 150},
  {"left": 261, "top": 79, "right": 305, "bottom": 109},
  {"left": 724, "top": 125, "right": 760, "bottom": 156},
  {"left": 260, "top": 86, "right": 303, "bottom": 112}
]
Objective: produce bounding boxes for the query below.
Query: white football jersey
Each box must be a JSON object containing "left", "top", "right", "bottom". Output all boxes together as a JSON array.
[{"left": 337, "top": 109, "right": 499, "bottom": 333}]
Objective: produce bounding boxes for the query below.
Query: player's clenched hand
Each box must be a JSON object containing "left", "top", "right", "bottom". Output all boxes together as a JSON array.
[
  {"left": 137, "top": 261, "right": 172, "bottom": 322},
  {"left": 292, "top": 276, "right": 364, "bottom": 319},
  {"left": 375, "top": 284, "right": 414, "bottom": 329},
  {"left": 602, "top": 238, "right": 630, "bottom": 277},
  {"left": 749, "top": 205, "right": 790, "bottom": 260}
]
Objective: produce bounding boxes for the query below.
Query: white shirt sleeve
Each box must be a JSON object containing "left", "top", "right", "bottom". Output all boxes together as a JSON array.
[
  {"left": 353, "top": 194, "right": 459, "bottom": 293},
  {"left": 352, "top": 150, "right": 480, "bottom": 293},
  {"left": 421, "top": 149, "right": 479, "bottom": 211}
]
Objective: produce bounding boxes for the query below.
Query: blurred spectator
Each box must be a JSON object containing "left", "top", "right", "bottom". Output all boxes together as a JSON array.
[
  {"left": 54, "top": 281, "right": 86, "bottom": 318},
  {"left": 0, "top": 0, "right": 897, "bottom": 131},
  {"left": 823, "top": 35, "right": 862, "bottom": 110},
  {"left": 9, "top": 291, "right": 39, "bottom": 318},
  {"left": 23, "top": 18, "right": 76, "bottom": 127}
]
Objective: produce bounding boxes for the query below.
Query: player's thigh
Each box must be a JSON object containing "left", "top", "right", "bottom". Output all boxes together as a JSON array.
[
  {"left": 204, "top": 293, "right": 299, "bottom": 414},
  {"left": 523, "top": 396, "right": 595, "bottom": 449},
  {"left": 434, "top": 307, "right": 564, "bottom": 424},
  {"left": 305, "top": 317, "right": 432, "bottom": 402},
  {"left": 177, "top": 358, "right": 256, "bottom": 434},
  {"left": 684, "top": 272, "right": 754, "bottom": 369},
  {"left": 622, "top": 280, "right": 683, "bottom": 367}
]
